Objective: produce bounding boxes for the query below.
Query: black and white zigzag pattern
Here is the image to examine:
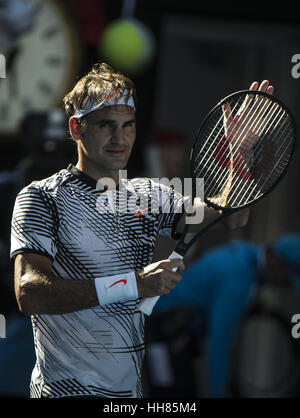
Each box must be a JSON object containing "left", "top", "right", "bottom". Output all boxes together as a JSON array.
[{"left": 11, "top": 165, "right": 184, "bottom": 398}]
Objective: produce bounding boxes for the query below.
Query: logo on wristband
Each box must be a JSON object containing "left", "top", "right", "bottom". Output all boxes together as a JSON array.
[{"left": 108, "top": 279, "right": 127, "bottom": 288}]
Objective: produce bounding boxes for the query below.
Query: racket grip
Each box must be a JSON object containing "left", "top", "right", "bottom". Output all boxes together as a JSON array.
[{"left": 137, "top": 251, "right": 184, "bottom": 316}]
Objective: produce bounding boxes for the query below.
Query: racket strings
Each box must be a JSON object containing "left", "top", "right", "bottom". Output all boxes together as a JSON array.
[
  {"left": 229, "top": 109, "right": 293, "bottom": 206},
  {"left": 194, "top": 97, "right": 244, "bottom": 175},
  {"left": 252, "top": 125, "right": 293, "bottom": 200},
  {"left": 213, "top": 114, "right": 291, "bottom": 207},
  {"left": 194, "top": 94, "right": 261, "bottom": 197},
  {"left": 194, "top": 94, "right": 262, "bottom": 195},
  {"left": 226, "top": 105, "right": 290, "bottom": 206},
  {"left": 206, "top": 100, "right": 276, "bottom": 198},
  {"left": 192, "top": 92, "right": 294, "bottom": 209},
  {"left": 231, "top": 118, "right": 293, "bottom": 206},
  {"left": 204, "top": 96, "right": 280, "bottom": 191}
]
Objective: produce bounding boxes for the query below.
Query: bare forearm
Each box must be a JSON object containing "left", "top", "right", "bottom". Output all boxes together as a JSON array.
[
  {"left": 17, "top": 272, "right": 99, "bottom": 315},
  {"left": 15, "top": 253, "right": 186, "bottom": 315}
]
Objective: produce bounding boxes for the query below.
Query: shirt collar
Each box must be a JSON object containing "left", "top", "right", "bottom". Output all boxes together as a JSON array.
[
  {"left": 67, "top": 163, "right": 99, "bottom": 190},
  {"left": 66, "top": 163, "right": 135, "bottom": 196}
]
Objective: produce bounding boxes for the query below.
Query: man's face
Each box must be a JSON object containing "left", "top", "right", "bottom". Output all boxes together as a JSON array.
[{"left": 79, "top": 105, "right": 136, "bottom": 174}]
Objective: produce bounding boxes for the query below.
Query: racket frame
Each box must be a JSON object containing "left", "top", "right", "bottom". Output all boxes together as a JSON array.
[
  {"left": 176, "top": 89, "right": 297, "bottom": 256},
  {"left": 137, "top": 89, "right": 297, "bottom": 315}
]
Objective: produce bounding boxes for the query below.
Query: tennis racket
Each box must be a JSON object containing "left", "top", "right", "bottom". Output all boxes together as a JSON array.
[{"left": 138, "top": 89, "right": 296, "bottom": 315}]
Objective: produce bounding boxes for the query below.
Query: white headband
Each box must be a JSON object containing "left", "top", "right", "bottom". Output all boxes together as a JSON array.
[{"left": 73, "top": 89, "right": 135, "bottom": 119}]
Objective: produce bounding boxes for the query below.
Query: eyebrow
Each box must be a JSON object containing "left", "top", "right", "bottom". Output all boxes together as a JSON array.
[{"left": 96, "top": 118, "right": 136, "bottom": 125}]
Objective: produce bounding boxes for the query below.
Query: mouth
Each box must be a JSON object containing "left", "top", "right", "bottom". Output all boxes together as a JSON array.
[{"left": 105, "top": 149, "right": 126, "bottom": 157}]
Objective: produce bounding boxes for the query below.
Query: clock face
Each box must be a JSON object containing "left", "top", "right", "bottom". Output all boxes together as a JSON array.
[{"left": 0, "top": 0, "right": 81, "bottom": 134}]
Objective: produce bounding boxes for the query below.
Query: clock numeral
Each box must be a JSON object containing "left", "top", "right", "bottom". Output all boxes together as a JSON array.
[
  {"left": 45, "top": 56, "right": 63, "bottom": 66},
  {"left": 41, "top": 26, "right": 60, "bottom": 39},
  {"left": 38, "top": 81, "right": 53, "bottom": 96}
]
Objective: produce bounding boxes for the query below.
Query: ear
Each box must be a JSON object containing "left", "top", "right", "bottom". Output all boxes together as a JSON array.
[{"left": 69, "top": 117, "right": 81, "bottom": 141}]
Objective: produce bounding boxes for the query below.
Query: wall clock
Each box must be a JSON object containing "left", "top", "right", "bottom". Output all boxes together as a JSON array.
[{"left": 0, "top": 0, "right": 81, "bottom": 135}]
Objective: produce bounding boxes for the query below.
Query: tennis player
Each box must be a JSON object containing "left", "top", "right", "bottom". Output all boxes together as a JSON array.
[{"left": 10, "top": 62, "right": 271, "bottom": 398}]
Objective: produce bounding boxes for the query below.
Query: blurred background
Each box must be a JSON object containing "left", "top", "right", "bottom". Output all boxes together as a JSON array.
[{"left": 0, "top": 0, "right": 300, "bottom": 399}]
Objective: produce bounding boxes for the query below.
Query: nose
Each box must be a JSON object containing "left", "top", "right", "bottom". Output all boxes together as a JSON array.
[{"left": 111, "top": 126, "right": 125, "bottom": 144}]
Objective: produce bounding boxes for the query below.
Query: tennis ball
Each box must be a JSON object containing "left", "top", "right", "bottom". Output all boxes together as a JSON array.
[{"left": 99, "top": 18, "right": 156, "bottom": 74}]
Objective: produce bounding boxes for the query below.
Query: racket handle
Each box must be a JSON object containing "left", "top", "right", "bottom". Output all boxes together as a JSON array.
[{"left": 137, "top": 251, "right": 183, "bottom": 316}]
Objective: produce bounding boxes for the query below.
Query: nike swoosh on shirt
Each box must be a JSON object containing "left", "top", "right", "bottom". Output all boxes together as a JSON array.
[
  {"left": 136, "top": 208, "right": 147, "bottom": 217},
  {"left": 108, "top": 279, "right": 127, "bottom": 288}
]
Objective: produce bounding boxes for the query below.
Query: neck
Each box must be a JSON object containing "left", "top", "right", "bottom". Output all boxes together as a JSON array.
[{"left": 76, "top": 157, "right": 120, "bottom": 188}]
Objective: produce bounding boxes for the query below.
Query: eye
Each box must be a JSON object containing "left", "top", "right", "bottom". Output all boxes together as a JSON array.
[
  {"left": 98, "top": 121, "right": 114, "bottom": 130},
  {"left": 124, "top": 121, "right": 136, "bottom": 129}
]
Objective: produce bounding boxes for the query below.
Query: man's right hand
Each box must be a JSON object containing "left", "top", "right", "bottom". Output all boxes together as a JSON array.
[{"left": 135, "top": 258, "right": 185, "bottom": 298}]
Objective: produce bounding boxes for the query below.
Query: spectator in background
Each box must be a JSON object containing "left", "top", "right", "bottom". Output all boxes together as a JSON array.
[{"left": 154, "top": 234, "right": 300, "bottom": 397}]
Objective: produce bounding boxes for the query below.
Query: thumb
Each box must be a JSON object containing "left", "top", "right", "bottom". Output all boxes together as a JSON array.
[{"left": 166, "top": 258, "right": 185, "bottom": 272}]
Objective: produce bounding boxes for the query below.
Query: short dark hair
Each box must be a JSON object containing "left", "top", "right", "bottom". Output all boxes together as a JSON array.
[{"left": 63, "top": 62, "right": 137, "bottom": 119}]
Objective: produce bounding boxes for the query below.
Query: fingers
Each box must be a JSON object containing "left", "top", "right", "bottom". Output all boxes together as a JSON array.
[
  {"left": 258, "top": 80, "right": 274, "bottom": 95},
  {"left": 250, "top": 80, "right": 274, "bottom": 95},
  {"left": 159, "top": 258, "right": 185, "bottom": 273},
  {"left": 136, "top": 258, "right": 185, "bottom": 298},
  {"left": 222, "top": 102, "right": 233, "bottom": 129},
  {"left": 222, "top": 102, "right": 231, "bottom": 119},
  {"left": 158, "top": 259, "right": 185, "bottom": 293},
  {"left": 242, "top": 80, "right": 275, "bottom": 125},
  {"left": 228, "top": 80, "right": 275, "bottom": 127},
  {"left": 249, "top": 81, "right": 259, "bottom": 91},
  {"left": 222, "top": 102, "right": 234, "bottom": 138},
  {"left": 152, "top": 267, "right": 183, "bottom": 295},
  {"left": 258, "top": 80, "right": 269, "bottom": 92}
]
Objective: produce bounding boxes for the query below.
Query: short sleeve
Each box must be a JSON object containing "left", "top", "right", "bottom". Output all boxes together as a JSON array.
[
  {"left": 155, "top": 183, "right": 188, "bottom": 239},
  {"left": 10, "top": 184, "right": 58, "bottom": 261}
]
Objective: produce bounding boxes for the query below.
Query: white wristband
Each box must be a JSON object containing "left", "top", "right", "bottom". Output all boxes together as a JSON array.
[{"left": 94, "top": 271, "right": 138, "bottom": 306}]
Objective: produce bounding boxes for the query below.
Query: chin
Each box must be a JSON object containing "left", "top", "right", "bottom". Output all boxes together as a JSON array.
[{"left": 108, "top": 161, "right": 128, "bottom": 172}]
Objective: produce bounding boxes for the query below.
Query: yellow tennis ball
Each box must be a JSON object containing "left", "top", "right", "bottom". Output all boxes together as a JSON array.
[{"left": 99, "top": 18, "right": 156, "bottom": 74}]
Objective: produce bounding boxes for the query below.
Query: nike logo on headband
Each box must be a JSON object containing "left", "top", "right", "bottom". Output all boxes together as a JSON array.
[{"left": 105, "top": 92, "right": 119, "bottom": 100}]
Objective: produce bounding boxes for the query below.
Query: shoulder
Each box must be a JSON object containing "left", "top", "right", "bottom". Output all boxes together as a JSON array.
[
  {"left": 18, "top": 169, "right": 72, "bottom": 197},
  {"left": 31, "top": 169, "right": 72, "bottom": 192},
  {"left": 14, "top": 170, "right": 73, "bottom": 214}
]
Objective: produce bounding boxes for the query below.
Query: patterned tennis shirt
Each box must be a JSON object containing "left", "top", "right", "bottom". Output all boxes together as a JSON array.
[{"left": 10, "top": 164, "right": 184, "bottom": 398}]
